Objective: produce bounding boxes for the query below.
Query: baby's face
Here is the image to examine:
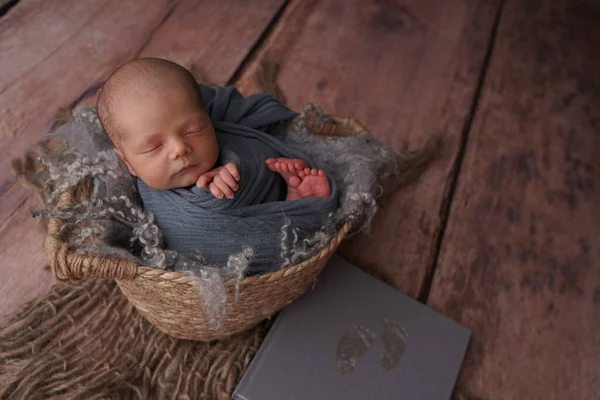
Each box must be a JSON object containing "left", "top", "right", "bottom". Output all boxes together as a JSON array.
[{"left": 114, "top": 88, "right": 218, "bottom": 189}]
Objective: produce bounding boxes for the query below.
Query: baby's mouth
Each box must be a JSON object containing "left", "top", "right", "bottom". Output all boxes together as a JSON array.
[{"left": 178, "top": 164, "right": 198, "bottom": 173}]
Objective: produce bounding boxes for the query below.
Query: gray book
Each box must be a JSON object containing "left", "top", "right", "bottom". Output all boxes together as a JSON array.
[{"left": 234, "top": 255, "right": 471, "bottom": 400}]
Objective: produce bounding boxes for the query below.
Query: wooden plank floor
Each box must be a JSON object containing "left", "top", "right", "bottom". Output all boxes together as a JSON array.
[
  {"left": 1, "top": 0, "right": 598, "bottom": 397},
  {"left": 428, "top": 0, "right": 600, "bottom": 398}
]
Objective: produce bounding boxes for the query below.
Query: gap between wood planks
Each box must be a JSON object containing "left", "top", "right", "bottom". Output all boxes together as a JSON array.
[
  {"left": 227, "top": 0, "right": 291, "bottom": 85},
  {"left": 0, "top": 195, "right": 27, "bottom": 233},
  {"left": 417, "top": 0, "right": 507, "bottom": 304},
  {"left": 0, "top": 0, "right": 19, "bottom": 19}
]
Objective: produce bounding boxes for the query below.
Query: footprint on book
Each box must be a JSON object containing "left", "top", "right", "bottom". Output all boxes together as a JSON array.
[
  {"left": 336, "top": 324, "right": 375, "bottom": 374},
  {"left": 379, "top": 318, "right": 409, "bottom": 371}
]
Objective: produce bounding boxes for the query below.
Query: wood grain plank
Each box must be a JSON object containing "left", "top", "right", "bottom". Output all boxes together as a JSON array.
[
  {"left": 428, "top": 0, "right": 600, "bottom": 398},
  {"left": 0, "top": 0, "right": 109, "bottom": 93},
  {"left": 0, "top": 0, "right": 284, "bottom": 321},
  {"left": 239, "top": 0, "right": 503, "bottom": 296},
  {"left": 0, "top": 197, "right": 52, "bottom": 322}
]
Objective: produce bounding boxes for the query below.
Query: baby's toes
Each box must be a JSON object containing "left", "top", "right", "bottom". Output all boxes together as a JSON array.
[
  {"left": 303, "top": 167, "right": 311, "bottom": 175},
  {"left": 288, "top": 175, "right": 301, "bottom": 188},
  {"left": 266, "top": 160, "right": 278, "bottom": 171},
  {"left": 318, "top": 170, "right": 325, "bottom": 177},
  {"left": 298, "top": 170, "right": 306, "bottom": 178},
  {"left": 311, "top": 169, "right": 319, "bottom": 176}
]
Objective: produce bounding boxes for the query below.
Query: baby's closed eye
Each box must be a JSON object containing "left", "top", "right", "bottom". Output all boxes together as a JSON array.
[
  {"left": 185, "top": 124, "right": 208, "bottom": 136},
  {"left": 140, "top": 143, "right": 162, "bottom": 154}
]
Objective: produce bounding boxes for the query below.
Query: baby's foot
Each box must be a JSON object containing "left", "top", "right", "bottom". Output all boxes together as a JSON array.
[
  {"left": 266, "top": 158, "right": 331, "bottom": 200},
  {"left": 293, "top": 168, "right": 331, "bottom": 200},
  {"left": 266, "top": 158, "right": 308, "bottom": 199}
]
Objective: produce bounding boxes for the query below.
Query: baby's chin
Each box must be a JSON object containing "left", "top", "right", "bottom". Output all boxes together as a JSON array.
[
  {"left": 171, "top": 167, "right": 206, "bottom": 188},
  {"left": 140, "top": 164, "right": 212, "bottom": 190},
  {"left": 139, "top": 173, "right": 199, "bottom": 190}
]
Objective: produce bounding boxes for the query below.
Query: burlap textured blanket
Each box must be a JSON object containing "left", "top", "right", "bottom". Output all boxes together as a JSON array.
[
  {"left": 0, "top": 278, "right": 268, "bottom": 399},
  {"left": 138, "top": 85, "right": 338, "bottom": 275}
]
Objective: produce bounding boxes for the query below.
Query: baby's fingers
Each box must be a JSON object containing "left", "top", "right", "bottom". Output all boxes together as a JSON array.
[
  {"left": 213, "top": 176, "right": 234, "bottom": 199},
  {"left": 196, "top": 170, "right": 218, "bottom": 188},
  {"left": 223, "top": 162, "right": 240, "bottom": 181},
  {"left": 219, "top": 170, "right": 239, "bottom": 191},
  {"left": 209, "top": 182, "right": 224, "bottom": 199},
  {"left": 196, "top": 174, "right": 212, "bottom": 188}
]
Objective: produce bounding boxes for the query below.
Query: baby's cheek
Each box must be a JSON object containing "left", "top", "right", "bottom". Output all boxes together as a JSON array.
[{"left": 145, "top": 159, "right": 172, "bottom": 184}]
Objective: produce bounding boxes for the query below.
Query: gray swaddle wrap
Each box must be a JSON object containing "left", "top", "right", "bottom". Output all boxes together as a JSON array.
[{"left": 137, "top": 85, "right": 338, "bottom": 275}]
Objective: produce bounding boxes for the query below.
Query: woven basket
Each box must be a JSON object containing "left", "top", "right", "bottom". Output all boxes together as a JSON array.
[{"left": 44, "top": 115, "right": 367, "bottom": 341}]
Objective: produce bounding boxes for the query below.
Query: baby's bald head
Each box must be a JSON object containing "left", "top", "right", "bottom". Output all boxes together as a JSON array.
[{"left": 97, "top": 57, "right": 203, "bottom": 146}]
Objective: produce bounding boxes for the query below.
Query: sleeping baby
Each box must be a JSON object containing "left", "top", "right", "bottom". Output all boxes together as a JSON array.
[{"left": 97, "top": 57, "right": 337, "bottom": 274}]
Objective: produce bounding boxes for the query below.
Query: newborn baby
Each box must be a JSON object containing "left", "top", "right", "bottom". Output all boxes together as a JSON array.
[
  {"left": 97, "top": 58, "right": 338, "bottom": 274},
  {"left": 97, "top": 57, "right": 330, "bottom": 201}
]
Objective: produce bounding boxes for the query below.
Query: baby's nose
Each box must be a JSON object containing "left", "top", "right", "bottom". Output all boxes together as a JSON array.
[{"left": 170, "top": 139, "right": 190, "bottom": 159}]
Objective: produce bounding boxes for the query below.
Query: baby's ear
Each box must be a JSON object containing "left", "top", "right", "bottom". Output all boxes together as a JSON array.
[{"left": 113, "top": 147, "right": 137, "bottom": 176}]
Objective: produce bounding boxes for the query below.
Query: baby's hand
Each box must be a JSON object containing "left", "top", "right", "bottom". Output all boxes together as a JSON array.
[{"left": 196, "top": 163, "right": 240, "bottom": 199}]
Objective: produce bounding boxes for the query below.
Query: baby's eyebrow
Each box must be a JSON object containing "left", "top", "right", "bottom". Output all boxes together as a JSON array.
[
  {"left": 186, "top": 115, "right": 209, "bottom": 127},
  {"left": 147, "top": 131, "right": 164, "bottom": 140},
  {"left": 190, "top": 122, "right": 209, "bottom": 131}
]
